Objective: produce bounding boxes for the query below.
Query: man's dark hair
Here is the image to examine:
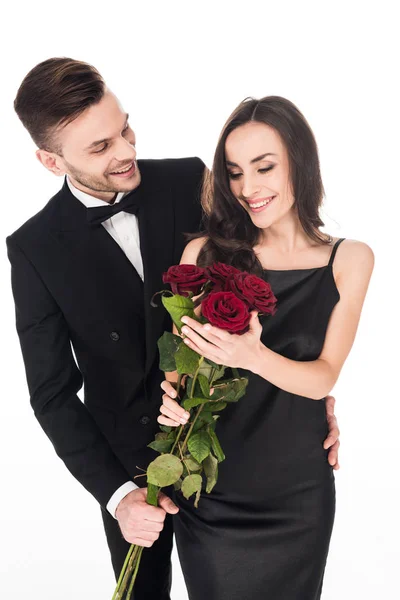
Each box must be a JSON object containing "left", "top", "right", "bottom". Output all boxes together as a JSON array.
[{"left": 14, "top": 57, "right": 105, "bottom": 153}]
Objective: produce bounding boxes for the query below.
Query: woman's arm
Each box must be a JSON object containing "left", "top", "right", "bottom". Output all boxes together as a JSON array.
[
  {"left": 179, "top": 239, "right": 375, "bottom": 400},
  {"left": 158, "top": 236, "right": 343, "bottom": 465},
  {"left": 252, "top": 240, "right": 374, "bottom": 398}
]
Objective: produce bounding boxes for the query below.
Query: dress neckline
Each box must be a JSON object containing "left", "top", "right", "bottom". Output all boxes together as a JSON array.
[
  {"left": 262, "top": 264, "right": 331, "bottom": 273},
  {"left": 260, "top": 238, "right": 345, "bottom": 273}
]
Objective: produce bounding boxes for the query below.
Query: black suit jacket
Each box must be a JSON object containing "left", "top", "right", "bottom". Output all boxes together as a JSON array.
[{"left": 6, "top": 157, "right": 205, "bottom": 508}]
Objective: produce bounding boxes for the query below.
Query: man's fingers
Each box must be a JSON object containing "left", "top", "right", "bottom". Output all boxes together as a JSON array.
[
  {"left": 137, "top": 519, "right": 164, "bottom": 533},
  {"left": 325, "top": 395, "right": 336, "bottom": 416},
  {"left": 128, "top": 536, "right": 158, "bottom": 548},
  {"left": 158, "top": 493, "right": 179, "bottom": 514},
  {"left": 327, "top": 440, "right": 340, "bottom": 467},
  {"left": 323, "top": 426, "right": 340, "bottom": 448},
  {"left": 324, "top": 431, "right": 340, "bottom": 449}
]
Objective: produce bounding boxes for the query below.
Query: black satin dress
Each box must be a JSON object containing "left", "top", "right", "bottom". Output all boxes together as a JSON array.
[{"left": 172, "top": 238, "right": 345, "bottom": 600}]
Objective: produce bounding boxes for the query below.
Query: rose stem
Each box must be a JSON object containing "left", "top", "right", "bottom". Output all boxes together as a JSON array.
[
  {"left": 125, "top": 546, "right": 144, "bottom": 600},
  {"left": 111, "top": 544, "right": 135, "bottom": 600},
  {"left": 180, "top": 356, "right": 205, "bottom": 454},
  {"left": 113, "top": 545, "right": 141, "bottom": 599}
]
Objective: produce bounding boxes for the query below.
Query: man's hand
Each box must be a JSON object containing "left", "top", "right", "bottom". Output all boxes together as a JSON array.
[
  {"left": 115, "top": 488, "right": 179, "bottom": 547},
  {"left": 323, "top": 395, "right": 340, "bottom": 470}
]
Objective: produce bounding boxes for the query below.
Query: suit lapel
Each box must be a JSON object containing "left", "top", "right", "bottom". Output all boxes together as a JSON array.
[
  {"left": 138, "top": 185, "right": 175, "bottom": 375},
  {"left": 52, "top": 178, "right": 175, "bottom": 374},
  {"left": 51, "top": 181, "right": 144, "bottom": 321}
]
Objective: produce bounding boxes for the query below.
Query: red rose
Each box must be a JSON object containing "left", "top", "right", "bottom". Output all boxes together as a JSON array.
[
  {"left": 201, "top": 291, "right": 251, "bottom": 335},
  {"left": 228, "top": 272, "right": 277, "bottom": 315},
  {"left": 206, "top": 262, "right": 242, "bottom": 291},
  {"left": 162, "top": 264, "right": 208, "bottom": 296}
]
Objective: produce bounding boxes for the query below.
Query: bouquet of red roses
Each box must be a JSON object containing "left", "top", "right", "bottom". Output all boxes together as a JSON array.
[{"left": 111, "top": 262, "right": 277, "bottom": 599}]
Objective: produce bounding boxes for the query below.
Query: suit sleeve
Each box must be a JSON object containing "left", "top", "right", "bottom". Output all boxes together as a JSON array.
[{"left": 6, "top": 235, "right": 133, "bottom": 509}]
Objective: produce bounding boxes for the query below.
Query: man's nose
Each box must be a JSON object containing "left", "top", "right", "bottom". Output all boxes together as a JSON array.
[{"left": 115, "top": 136, "right": 136, "bottom": 161}]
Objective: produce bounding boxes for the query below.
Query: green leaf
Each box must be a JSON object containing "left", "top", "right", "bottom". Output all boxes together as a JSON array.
[
  {"left": 182, "top": 396, "right": 211, "bottom": 410},
  {"left": 181, "top": 474, "right": 203, "bottom": 502},
  {"left": 197, "top": 374, "right": 211, "bottom": 398},
  {"left": 208, "top": 428, "right": 225, "bottom": 462},
  {"left": 204, "top": 358, "right": 223, "bottom": 369},
  {"left": 198, "top": 360, "right": 225, "bottom": 383},
  {"left": 147, "top": 454, "right": 183, "bottom": 487},
  {"left": 208, "top": 417, "right": 218, "bottom": 432},
  {"left": 162, "top": 294, "right": 196, "bottom": 334},
  {"left": 147, "top": 439, "right": 174, "bottom": 454},
  {"left": 188, "top": 430, "right": 211, "bottom": 463},
  {"left": 210, "top": 378, "right": 248, "bottom": 403},
  {"left": 192, "top": 417, "right": 208, "bottom": 434},
  {"left": 146, "top": 482, "right": 160, "bottom": 506},
  {"left": 175, "top": 343, "right": 201, "bottom": 375},
  {"left": 183, "top": 455, "right": 202, "bottom": 471},
  {"left": 155, "top": 432, "right": 169, "bottom": 441},
  {"left": 173, "top": 478, "right": 182, "bottom": 491},
  {"left": 157, "top": 332, "right": 182, "bottom": 371},
  {"left": 194, "top": 487, "right": 201, "bottom": 508},
  {"left": 203, "top": 453, "right": 218, "bottom": 493},
  {"left": 204, "top": 401, "right": 227, "bottom": 412},
  {"left": 159, "top": 425, "right": 172, "bottom": 433},
  {"left": 198, "top": 410, "right": 215, "bottom": 424}
]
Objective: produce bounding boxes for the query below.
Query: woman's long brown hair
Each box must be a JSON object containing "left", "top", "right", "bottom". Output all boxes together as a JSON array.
[{"left": 190, "top": 96, "right": 331, "bottom": 273}]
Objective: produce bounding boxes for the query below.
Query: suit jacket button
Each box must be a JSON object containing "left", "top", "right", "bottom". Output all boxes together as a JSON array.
[
  {"left": 110, "top": 331, "right": 120, "bottom": 341},
  {"left": 139, "top": 415, "right": 151, "bottom": 425}
]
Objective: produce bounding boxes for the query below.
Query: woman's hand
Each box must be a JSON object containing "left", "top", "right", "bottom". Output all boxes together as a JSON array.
[
  {"left": 158, "top": 380, "right": 190, "bottom": 427},
  {"left": 180, "top": 311, "right": 263, "bottom": 371}
]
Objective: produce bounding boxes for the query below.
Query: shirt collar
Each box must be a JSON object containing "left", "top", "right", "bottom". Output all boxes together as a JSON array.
[{"left": 66, "top": 176, "right": 126, "bottom": 208}]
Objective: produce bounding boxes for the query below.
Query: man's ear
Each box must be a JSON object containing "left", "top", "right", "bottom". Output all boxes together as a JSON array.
[{"left": 36, "top": 149, "right": 66, "bottom": 177}]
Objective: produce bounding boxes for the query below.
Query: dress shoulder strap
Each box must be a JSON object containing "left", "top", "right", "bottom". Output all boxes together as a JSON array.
[{"left": 328, "top": 237, "right": 346, "bottom": 267}]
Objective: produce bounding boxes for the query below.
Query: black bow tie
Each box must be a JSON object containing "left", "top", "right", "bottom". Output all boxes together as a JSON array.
[{"left": 87, "top": 188, "right": 141, "bottom": 226}]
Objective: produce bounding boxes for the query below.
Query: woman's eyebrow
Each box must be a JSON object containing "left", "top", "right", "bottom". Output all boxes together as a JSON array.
[{"left": 226, "top": 152, "right": 277, "bottom": 167}]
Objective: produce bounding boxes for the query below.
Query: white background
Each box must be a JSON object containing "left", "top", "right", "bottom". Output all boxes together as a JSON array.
[{"left": 0, "top": 1, "right": 398, "bottom": 598}]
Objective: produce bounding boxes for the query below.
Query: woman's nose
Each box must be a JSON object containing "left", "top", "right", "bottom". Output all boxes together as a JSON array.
[{"left": 241, "top": 175, "right": 260, "bottom": 199}]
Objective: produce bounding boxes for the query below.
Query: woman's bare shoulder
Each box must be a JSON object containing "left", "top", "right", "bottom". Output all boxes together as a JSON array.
[
  {"left": 333, "top": 238, "right": 375, "bottom": 285},
  {"left": 335, "top": 238, "right": 374, "bottom": 268},
  {"left": 180, "top": 236, "right": 209, "bottom": 265}
]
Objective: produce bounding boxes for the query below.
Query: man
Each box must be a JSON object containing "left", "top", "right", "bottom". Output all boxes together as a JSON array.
[{"left": 6, "top": 57, "right": 340, "bottom": 599}]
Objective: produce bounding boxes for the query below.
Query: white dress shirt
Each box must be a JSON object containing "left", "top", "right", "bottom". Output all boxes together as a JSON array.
[{"left": 67, "top": 177, "right": 141, "bottom": 517}]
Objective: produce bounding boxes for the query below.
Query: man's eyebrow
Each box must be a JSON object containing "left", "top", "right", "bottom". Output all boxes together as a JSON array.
[
  {"left": 85, "top": 113, "right": 129, "bottom": 150},
  {"left": 226, "top": 152, "right": 277, "bottom": 167}
]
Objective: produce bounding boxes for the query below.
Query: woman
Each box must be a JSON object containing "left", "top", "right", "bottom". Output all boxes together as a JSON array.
[{"left": 158, "top": 96, "right": 374, "bottom": 599}]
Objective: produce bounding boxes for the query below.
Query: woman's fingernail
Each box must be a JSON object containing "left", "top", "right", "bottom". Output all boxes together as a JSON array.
[
  {"left": 180, "top": 417, "right": 187, "bottom": 424},
  {"left": 181, "top": 317, "right": 188, "bottom": 324},
  {"left": 182, "top": 327, "right": 189, "bottom": 334}
]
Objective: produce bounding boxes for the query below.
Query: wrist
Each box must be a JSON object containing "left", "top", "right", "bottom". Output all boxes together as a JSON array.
[
  {"left": 115, "top": 487, "right": 137, "bottom": 519},
  {"left": 249, "top": 342, "right": 268, "bottom": 376}
]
